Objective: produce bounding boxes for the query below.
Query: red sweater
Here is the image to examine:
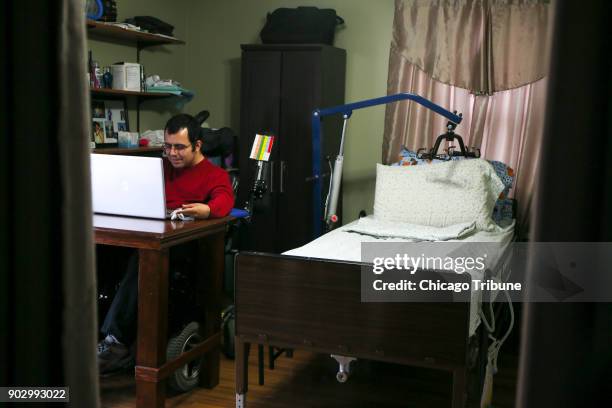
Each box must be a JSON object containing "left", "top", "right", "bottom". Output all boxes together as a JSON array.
[{"left": 163, "top": 158, "right": 234, "bottom": 218}]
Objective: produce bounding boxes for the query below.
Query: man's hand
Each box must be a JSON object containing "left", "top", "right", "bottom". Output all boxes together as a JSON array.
[{"left": 180, "top": 203, "right": 211, "bottom": 219}]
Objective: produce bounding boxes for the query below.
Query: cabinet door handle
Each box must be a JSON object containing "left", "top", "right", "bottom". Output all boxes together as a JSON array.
[
  {"left": 280, "top": 161, "right": 286, "bottom": 193},
  {"left": 270, "top": 161, "right": 275, "bottom": 193}
]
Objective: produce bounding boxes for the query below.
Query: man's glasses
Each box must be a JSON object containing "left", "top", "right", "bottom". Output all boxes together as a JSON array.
[{"left": 163, "top": 143, "right": 192, "bottom": 153}]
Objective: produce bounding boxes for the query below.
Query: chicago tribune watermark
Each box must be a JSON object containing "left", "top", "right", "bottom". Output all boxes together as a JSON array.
[{"left": 361, "top": 242, "right": 612, "bottom": 302}]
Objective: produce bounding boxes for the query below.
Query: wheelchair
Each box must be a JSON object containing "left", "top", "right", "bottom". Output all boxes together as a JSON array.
[{"left": 96, "top": 111, "right": 244, "bottom": 392}]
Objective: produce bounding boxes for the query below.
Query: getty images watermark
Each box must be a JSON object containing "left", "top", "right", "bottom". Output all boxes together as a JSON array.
[
  {"left": 360, "top": 242, "right": 612, "bottom": 302},
  {"left": 371, "top": 251, "right": 521, "bottom": 293}
]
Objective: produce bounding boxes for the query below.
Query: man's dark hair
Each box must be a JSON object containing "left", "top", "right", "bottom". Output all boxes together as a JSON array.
[{"left": 164, "top": 114, "right": 201, "bottom": 151}]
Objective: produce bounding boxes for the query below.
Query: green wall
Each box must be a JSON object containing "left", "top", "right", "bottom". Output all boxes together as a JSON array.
[
  {"left": 183, "top": 0, "right": 394, "bottom": 222},
  {"left": 88, "top": 0, "right": 394, "bottom": 223}
]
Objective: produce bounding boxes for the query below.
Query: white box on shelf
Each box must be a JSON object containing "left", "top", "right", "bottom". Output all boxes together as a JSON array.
[{"left": 111, "top": 63, "right": 141, "bottom": 91}]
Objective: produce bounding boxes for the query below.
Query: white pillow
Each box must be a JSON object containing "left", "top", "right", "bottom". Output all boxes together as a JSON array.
[{"left": 373, "top": 159, "right": 504, "bottom": 231}]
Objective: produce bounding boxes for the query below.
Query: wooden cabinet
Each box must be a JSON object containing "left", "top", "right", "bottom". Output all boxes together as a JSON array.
[{"left": 238, "top": 44, "right": 346, "bottom": 253}]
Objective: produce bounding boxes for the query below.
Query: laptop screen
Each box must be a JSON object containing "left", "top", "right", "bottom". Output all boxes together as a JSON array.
[{"left": 90, "top": 154, "right": 166, "bottom": 219}]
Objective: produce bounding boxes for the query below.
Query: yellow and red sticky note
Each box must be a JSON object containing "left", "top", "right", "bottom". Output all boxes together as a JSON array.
[{"left": 249, "top": 134, "right": 275, "bottom": 161}]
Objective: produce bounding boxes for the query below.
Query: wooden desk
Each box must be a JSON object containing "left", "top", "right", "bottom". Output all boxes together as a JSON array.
[{"left": 94, "top": 214, "right": 231, "bottom": 408}]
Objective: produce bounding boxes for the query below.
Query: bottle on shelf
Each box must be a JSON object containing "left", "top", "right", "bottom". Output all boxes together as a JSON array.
[
  {"left": 92, "top": 61, "right": 102, "bottom": 88},
  {"left": 103, "top": 67, "right": 113, "bottom": 88}
]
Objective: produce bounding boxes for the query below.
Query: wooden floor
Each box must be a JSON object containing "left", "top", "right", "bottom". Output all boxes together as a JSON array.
[{"left": 101, "top": 346, "right": 518, "bottom": 408}]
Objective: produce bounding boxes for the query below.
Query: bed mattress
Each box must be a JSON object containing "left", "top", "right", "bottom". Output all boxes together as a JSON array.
[{"left": 284, "top": 217, "right": 515, "bottom": 335}]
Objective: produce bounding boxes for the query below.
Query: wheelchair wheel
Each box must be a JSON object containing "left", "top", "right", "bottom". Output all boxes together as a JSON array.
[{"left": 166, "top": 321, "right": 203, "bottom": 392}]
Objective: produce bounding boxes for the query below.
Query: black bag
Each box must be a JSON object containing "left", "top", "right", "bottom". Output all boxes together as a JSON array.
[
  {"left": 260, "top": 7, "right": 344, "bottom": 45},
  {"left": 124, "top": 16, "right": 174, "bottom": 36}
]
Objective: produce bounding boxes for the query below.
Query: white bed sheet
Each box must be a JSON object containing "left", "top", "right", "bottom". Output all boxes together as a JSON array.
[{"left": 283, "top": 217, "right": 515, "bottom": 336}]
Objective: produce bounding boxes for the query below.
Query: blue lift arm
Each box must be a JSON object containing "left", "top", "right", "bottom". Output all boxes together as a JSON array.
[{"left": 311, "top": 93, "right": 463, "bottom": 238}]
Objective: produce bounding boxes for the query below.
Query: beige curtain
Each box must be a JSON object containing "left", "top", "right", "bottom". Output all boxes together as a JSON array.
[
  {"left": 392, "top": 0, "right": 550, "bottom": 94},
  {"left": 383, "top": 0, "right": 552, "bottom": 235}
]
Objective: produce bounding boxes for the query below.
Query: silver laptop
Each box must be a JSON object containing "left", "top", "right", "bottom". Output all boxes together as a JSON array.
[{"left": 91, "top": 154, "right": 168, "bottom": 219}]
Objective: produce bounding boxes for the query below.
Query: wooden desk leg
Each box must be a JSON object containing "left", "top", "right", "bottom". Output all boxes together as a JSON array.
[
  {"left": 259, "top": 345, "right": 265, "bottom": 385},
  {"left": 197, "top": 231, "right": 224, "bottom": 388},
  {"left": 136, "top": 248, "right": 169, "bottom": 408},
  {"left": 235, "top": 339, "right": 250, "bottom": 408},
  {"left": 452, "top": 367, "right": 467, "bottom": 408}
]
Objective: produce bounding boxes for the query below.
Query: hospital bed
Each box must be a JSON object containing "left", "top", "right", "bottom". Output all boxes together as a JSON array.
[
  {"left": 235, "top": 188, "right": 515, "bottom": 406},
  {"left": 234, "top": 95, "right": 515, "bottom": 407}
]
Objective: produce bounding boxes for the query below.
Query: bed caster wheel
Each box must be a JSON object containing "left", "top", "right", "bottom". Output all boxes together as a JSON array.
[
  {"left": 331, "top": 354, "right": 356, "bottom": 383},
  {"left": 236, "top": 393, "right": 246, "bottom": 408},
  {"left": 166, "top": 321, "right": 203, "bottom": 393},
  {"left": 336, "top": 371, "right": 348, "bottom": 383}
]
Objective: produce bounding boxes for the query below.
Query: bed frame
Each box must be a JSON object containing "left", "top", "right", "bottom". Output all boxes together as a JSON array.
[{"left": 234, "top": 252, "right": 488, "bottom": 407}]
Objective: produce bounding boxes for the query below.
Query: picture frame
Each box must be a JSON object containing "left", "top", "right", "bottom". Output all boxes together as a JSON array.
[
  {"left": 91, "top": 97, "right": 129, "bottom": 148},
  {"left": 92, "top": 118, "right": 107, "bottom": 145}
]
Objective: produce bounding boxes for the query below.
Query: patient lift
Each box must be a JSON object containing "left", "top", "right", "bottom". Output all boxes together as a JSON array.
[
  {"left": 311, "top": 93, "right": 464, "bottom": 232},
  {"left": 309, "top": 93, "right": 514, "bottom": 404}
]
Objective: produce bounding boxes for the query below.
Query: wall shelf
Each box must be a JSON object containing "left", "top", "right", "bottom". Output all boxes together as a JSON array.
[
  {"left": 91, "top": 88, "right": 175, "bottom": 99},
  {"left": 86, "top": 20, "right": 185, "bottom": 47}
]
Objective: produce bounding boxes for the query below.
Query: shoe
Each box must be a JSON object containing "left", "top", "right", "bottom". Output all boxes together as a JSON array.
[{"left": 97, "top": 335, "right": 133, "bottom": 375}]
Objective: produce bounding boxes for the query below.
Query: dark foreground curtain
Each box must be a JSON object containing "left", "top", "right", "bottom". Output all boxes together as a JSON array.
[
  {"left": 518, "top": 1, "right": 612, "bottom": 407},
  {"left": 0, "top": 1, "right": 99, "bottom": 407}
]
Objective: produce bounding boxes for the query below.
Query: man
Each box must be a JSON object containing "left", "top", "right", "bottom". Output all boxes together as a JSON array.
[{"left": 97, "top": 114, "right": 234, "bottom": 374}]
